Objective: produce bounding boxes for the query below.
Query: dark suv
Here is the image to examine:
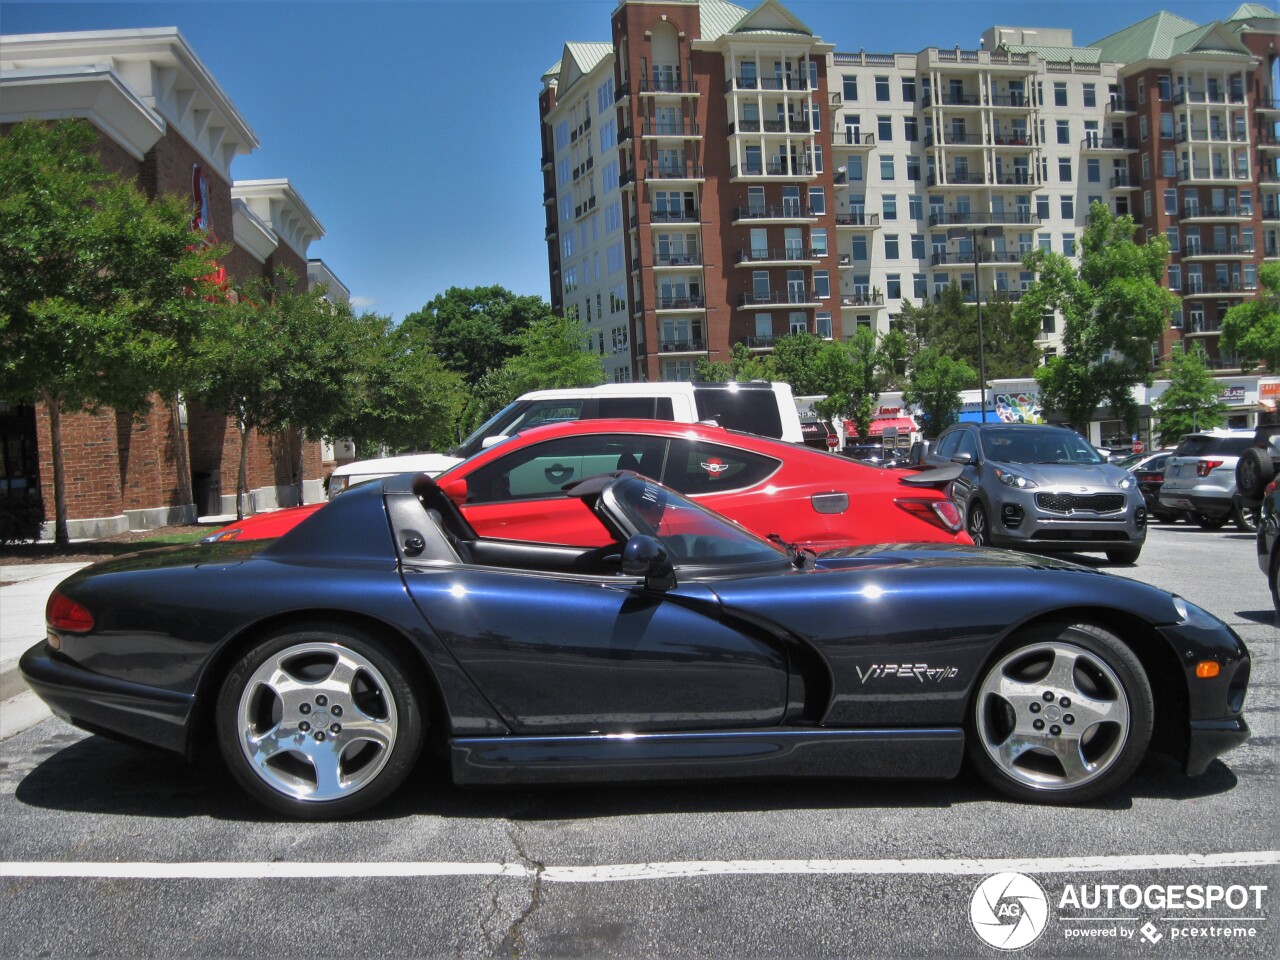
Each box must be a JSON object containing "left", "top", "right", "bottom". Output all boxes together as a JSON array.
[{"left": 924, "top": 423, "right": 1147, "bottom": 563}]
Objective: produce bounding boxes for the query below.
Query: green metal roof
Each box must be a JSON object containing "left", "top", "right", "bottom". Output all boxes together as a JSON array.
[
  {"left": 564, "top": 41, "right": 614, "bottom": 78},
  {"left": 1001, "top": 43, "right": 1103, "bottom": 63},
  {"left": 1091, "top": 10, "right": 1200, "bottom": 61},
  {"left": 700, "top": 0, "right": 752, "bottom": 41},
  {"left": 1227, "top": 3, "right": 1280, "bottom": 21}
]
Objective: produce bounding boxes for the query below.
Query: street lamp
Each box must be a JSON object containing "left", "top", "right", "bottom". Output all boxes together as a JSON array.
[{"left": 946, "top": 225, "right": 1002, "bottom": 423}]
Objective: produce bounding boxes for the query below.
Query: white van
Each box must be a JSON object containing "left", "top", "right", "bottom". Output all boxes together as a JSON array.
[{"left": 327, "top": 381, "right": 804, "bottom": 497}]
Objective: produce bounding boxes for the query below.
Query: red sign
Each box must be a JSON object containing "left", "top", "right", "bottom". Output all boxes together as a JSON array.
[
  {"left": 1132, "top": 441, "right": 1145, "bottom": 454},
  {"left": 825, "top": 435, "right": 839, "bottom": 449}
]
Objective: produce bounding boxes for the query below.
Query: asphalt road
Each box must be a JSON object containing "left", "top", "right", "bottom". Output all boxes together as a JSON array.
[{"left": 0, "top": 522, "right": 1275, "bottom": 959}]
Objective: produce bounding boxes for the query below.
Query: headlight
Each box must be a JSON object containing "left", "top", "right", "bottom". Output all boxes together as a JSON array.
[
  {"left": 994, "top": 467, "right": 1037, "bottom": 489},
  {"left": 1118, "top": 475, "right": 1135, "bottom": 489}
]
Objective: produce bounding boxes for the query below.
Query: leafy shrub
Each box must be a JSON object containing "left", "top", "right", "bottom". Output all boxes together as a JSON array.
[{"left": 0, "top": 495, "right": 45, "bottom": 545}]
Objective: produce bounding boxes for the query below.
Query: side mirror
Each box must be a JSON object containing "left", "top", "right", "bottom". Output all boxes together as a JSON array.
[
  {"left": 951, "top": 452, "right": 975, "bottom": 465},
  {"left": 439, "top": 476, "right": 468, "bottom": 504},
  {"left": 622, "top": 535, "right": 676, "bottom": 592},
  {"left": 480, "top": 435, "right": 503, "bottom": 449}
]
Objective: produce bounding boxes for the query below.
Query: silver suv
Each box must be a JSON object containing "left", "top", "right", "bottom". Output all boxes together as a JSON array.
[
  {"left": 924, "top": 423, "right": 1146, "bottom": 563},
  {"left": 1158, "top": 430, "right": 1257, "bottom": 532}
]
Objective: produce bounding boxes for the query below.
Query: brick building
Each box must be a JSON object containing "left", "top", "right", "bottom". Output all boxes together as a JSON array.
[
  {"left": 0, "top": 28, "right": 338, "bottom": 536},
  {"left": 539, "top": 0, "right": 1279, "bottom": 435}
]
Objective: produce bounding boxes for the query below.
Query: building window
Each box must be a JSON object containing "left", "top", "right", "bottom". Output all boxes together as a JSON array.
[
  {"left": 878, "top": 115, "right": 893, "bottom": 141},
  {"left": 883, "top": 195, "right": 897, "bottom": 220},
  {"left": 886, "top": 274, "right": 901, "bottom": 299},
  {"left": 1087, "top": 158, "right": 1101, "bottom": 183},
  {"left": 1166, "top": 226, "right": 1179, "bottom": 252},
  {"left": 906, "top": 156, "right": 921, "bottom": 181},
  {"left": 1036, "top": 195, "right": 1050, "bottom": 221},
  {"left": 1083, "top": 83, "right": 1096, "bottom": 108},
  {"left": 875, "top": 75, "right": 890, "bottom": 101},
  {"left": 1063, "top": 233, "right": 1076, "bottom": 256},
  {"left": 913, "top": 274, "right": 927, "bottom": 298},
  {"left": 1164, "top": 189, "right": 1177, "bottom": 214},
  {"left": 1056, "top": 120, "right": 1070, "bottom": 144},
  {"left": 1061, "top": 195, "right": 1074, "bottom": 219},
  {"left": 814, "top": 270, "right": 831, "bottom": 298},
  {"left": 1054, "top": 81, "right": 1067, "bottom": 106},
  {"left": 911, "top": 234, "right": 925, "bottom": 259},
  {"left": 904, "top": 116, "right": 918, "bottom": 142},
  {"left": 1058, "top": 158, "right": 1072, "bottom": 181},
  {"left": 1168, "top": 264, "right": 1181, "bottom": 291},
  {"left": 816, "top": 312, "right": 832, "bottom": 338},
  {"left": 884, "top": 234, "right": 899, "bottom": 259},
  {"left": 808, "top": 186, "right": 825, "bottom": 215},
  {"left": 880, "top": 156, "right": 895, "bottom": 180},
  {"left": 902, "top": 77, "right": 916, "bottom": 102},
  {"left": 908, "top": 195, "right": 923, "bottom": 220},
  {"left": 843, "top": 75, "right": 858, "bottom": 101}
]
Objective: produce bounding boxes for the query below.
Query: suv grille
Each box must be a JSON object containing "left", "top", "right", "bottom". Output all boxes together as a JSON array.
[{"left": 1035, "top": 493, "right": 1126, "bottom": 514}]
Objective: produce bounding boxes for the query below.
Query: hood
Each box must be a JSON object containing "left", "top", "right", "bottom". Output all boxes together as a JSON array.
[
  {"left": 815, "top": 542, "right": 1097, "bottom": 573},
  {"left": 991, "top": 460, "right": 1130, "bottom": 490}
]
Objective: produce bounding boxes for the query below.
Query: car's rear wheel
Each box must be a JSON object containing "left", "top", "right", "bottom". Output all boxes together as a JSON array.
[
  {"left": 216, "top": 624, "right": 424, "bottom": 819},
  {"left": 1195, "top": 512, "right": 1228, "bottom": 530},
  {"left": 968, "top": 623, "right": 1153, "bottom": 804},
  {"left": 1233, "top": 497, "right": 1260, "bottom": 534},
  {"left": 1104, "top": 544, "right": 1141, "bottom": 564},
  {"left": 966, "top": 501, "right": 989, "bottom": 547},
  {"left": 1236, "top": 448, "right": 1275, "bottom": 500}
]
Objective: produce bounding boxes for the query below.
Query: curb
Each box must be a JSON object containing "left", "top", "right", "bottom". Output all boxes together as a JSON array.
[{"left": 0, "top": 662, "right": 27, "bottom": 701}]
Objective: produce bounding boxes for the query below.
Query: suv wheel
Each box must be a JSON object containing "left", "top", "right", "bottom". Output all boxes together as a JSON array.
[
  {"left": 966, "top": 501, "right": 989, "bottom": 547},
  {"left": 1232, "top": 497, "right": 1260, "bottom": 534},
  {"left": 1236, "top": 448, "right": 1276, "bottom": 501}
]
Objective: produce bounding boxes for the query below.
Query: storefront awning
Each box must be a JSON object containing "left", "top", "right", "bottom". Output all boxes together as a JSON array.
[{"left": 868, "top": 417, "right": 916, "bottom": 436}]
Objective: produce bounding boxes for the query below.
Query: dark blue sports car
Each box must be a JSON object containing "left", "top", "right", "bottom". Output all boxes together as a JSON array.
[{"left": 22, "top": 472, "right": 1250, "bottom": 818}]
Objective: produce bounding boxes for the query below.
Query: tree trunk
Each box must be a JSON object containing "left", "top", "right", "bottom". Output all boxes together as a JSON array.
[
  {"left": 237, "top": 419, "right": 250, "bottom": 521},
  {"left": 171, "top": 394, "right": 194, "bottom": 517},
  {"left": 42, "top": 393, "right": 69, "bottom": 546}
]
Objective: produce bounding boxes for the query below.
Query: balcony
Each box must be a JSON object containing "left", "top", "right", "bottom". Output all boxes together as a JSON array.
[
  {"left": 732, "top": 204, "right": 818, "bottom": 223},
  {"left": 735, "top": 247, "right": 822, "bottom": 266},
  {"left": 1182, "top": 281, "right": 1257, "bottom": 297},
  {"left": 835, "top": 130, "right": 876, "bottom": 148},
  {"left": 728, "top": 118, "right": 810, "bottom": 136},
  {"left": 1258, "top": 96, "right": 1280, "bottom": 113},
  {"left": 573, "top": 195, "right": 597, "bottom": 218},
  {"left": 650, "top": 209, "right": 700, "bottom": 224},
  {"left": 571, "top": 156, "right": 594, "bottom": 182},
  {"left": 1262, "top": 205, "right": 1280, "bottom": 221},
  {"left": 655, "top": 296, "right": 706, "bottom": 311},
  {"left": 644, "top": 163, "right": 706, "bottom": 182},
  {"left": 840, "top": 292, "right": 885, "bottom": 307},
  {"left": 988, "top": 94, "right": 1032, "bottom": 109},
  {"left": 928, "top": 211, "right": 1040, "bottom": 227},
  {"left": 739, "top": 335, "right": 777, "bottom": 349},
  {"left": 1178, "top": 165, "right": 1250, "bottom": 184},
  {"left": 1172, "top": 90, "right": 1246, "bottom": 107},
  {"left": 725, "top": 75, "right": 812, "bottom": 93},
  {"left": 989, "top": 135, "right": 1033, "bottom": 149},
  {"left": 1257, "top": 132, "right": 1280, "bottom": 152},
  {"left": 658, "top": 338, "right": 707, "bottom": 353},
  {"left": 926, "top": 173, "right": 987, "bottom": 188},
  {"left": 730, "top": 158, "right": 816, "bottom": 180},
  {"left": 738, "top": 290, "right": 820, "bottom": 308},
  {"left": 1081, "top": 135, "right": 1138, "bottom": 152},
  {"left": 1109, "top": 171, "right": 1133, "bottom": 189},
  {"left": 652, "top": 251, "right": 702, "bottom": 268},
  {"left": 1264, "top": 243, "right": 1280, "bottom": 258},
  {"left": 638, "top": 78, "right": 699, "bottom": 95},
  {"left": 1106, "top": 97, "right": 1135, "bottom": 114},
  {"left": 1181, "top": 205, "right": 1253, "bottom": 221},
  {"left": 1181, "top": 242, "right": 1255, "bottom": 259},
  {"left": 925, "top": 132, "right": 985, "bottom": 148},
  {"left": 542, "top": 189, "right": 556, "bottom": 206},
  {"left": 921, "top": 92, "right": 981, "bottom": 109},
  {"left": 642, "top": 121, "right": 703, "bottom": 138},
  {"left": 835, "top": 212, "right": 881, "bottom": 228}
]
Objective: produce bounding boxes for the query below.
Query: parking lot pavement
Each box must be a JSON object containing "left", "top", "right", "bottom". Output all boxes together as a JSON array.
[{"left": 0, "top": 563, "right": 88, "bottom": 706}]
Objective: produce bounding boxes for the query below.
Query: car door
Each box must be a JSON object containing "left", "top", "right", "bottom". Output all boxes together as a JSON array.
[
  {"left": 401, "top": 564, "right": 789, "bottom": 734},
  {"left": 458, "top": 433, "right": 670, "bottom": 545}
]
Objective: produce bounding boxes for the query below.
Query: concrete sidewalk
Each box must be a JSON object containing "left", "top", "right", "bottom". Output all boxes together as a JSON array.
[{"left": 1, "top": 563, "right": 90, "bottom": 736}]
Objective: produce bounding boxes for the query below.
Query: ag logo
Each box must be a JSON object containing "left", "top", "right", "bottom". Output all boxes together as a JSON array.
[{"left": 970, "top": 872, "right": 1049, "bottom": 950}]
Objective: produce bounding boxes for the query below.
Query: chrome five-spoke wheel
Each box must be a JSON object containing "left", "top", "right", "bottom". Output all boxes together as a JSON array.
[
  {"left": 969, "top": 625, "right": 1152, "bottom": 803},
  {"left": 217, "top": 626, "right": 423, "bottom": 818}
]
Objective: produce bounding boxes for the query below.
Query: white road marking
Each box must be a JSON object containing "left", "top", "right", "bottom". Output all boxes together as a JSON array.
[{"left": 1, "top": 852, "right": 1276, "bottom": 882}]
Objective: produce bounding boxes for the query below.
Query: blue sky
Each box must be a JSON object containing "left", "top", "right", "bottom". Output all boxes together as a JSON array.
[{"left": 2, "top": 0, "right": 1249, "bottom": 322}]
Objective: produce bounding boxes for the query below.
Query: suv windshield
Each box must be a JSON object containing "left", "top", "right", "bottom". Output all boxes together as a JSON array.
[
  {"left": 982, "top": 428, "right": 1104, "bottom": 465},
  {"left": 454, "top": 399, "right": 584, "bottom": 459}
]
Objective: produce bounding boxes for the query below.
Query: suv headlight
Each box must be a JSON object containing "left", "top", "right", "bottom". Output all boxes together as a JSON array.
[
  {"left": 1117, "top": 474, "right": 1135, "bottom": 489},
  {"left": 994, "top": 467, "right": 1037, "bottom": 489}
]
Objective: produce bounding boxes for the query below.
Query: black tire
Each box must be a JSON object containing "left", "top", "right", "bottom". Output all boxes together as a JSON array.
[
  {"left": 968, "top": 622, "right": 1153, "bottom": 804},
  {"left": 1232, "top": 497, "right": 1260, "bottom": 534},
  {"left": 1236, "top": 448, "right": 1275, "bottom": 501},
  {"left": 1195, "top": 512, "right": 1228, "bottom": 530},
  {"left": 1105, "top": 544, "right": 1142, "bottom": 564},
  {"left": 966, "top": 501, "right": 989, "bottom": 547},
  {"left": 216, "top": 623, "right": 424, "bottom": 819}
]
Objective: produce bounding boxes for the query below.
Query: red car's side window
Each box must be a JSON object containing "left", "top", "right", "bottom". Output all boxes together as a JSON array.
[{"left": 661, "top": 440, "right": 781, "bottom": 496}]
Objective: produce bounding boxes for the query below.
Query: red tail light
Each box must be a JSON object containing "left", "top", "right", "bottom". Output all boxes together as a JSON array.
[
  {"left": 1196, "top": 459, "right": 1224, "bottom": 477},
  {"left": 46, "top": 592, "right": 94, "bottom": 633},
  {"left": 895, "top": 497, "right": 964, "bottom": 535}
]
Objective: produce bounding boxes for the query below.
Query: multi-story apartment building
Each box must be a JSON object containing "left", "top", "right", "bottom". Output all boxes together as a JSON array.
[{"left": 539, "top": 0, "right": 1280, "bottom": 390}]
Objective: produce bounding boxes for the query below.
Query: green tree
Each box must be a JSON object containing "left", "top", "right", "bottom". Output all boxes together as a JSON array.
[
  {"left": 1152, "top": 342, "right": 1229, "bottom": 445},
  {"left": 902, "top": 347, "right": 976, "bottom": 438},
  {"left": 1016, "top": 202, "right": 1175, "bottom": 431},
  {"left": 402, "top": 285, "right": 551, "bottom": 387},
  {"left": 0, "top": 119, "right": 220, "bottom": 543},
  {"left": 814, "top": 327, "right": 905, "bottom": 439},
  {"left": 330, "top": 311, "right": 466, "bottom": 454},
  {"left": 1221, "top": 261, "right": 1280, "bottom": 373},
  {"left": 898, "top": 283, "right": 1040, "bottom": 387},
  {"left": 768, "top": 333, "right": 834, "bottom": 395},
  {"left": 194, "top": 274, "right": 357, "bottom": 518},
  {"left": 694, "top": 342, "right": 772, "bottom": 382},
  {"left": 460, "top": 313, "right": 605, "bottom": 433}
]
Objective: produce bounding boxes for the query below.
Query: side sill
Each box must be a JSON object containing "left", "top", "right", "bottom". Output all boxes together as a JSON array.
[{"left": 451, "top": 727, "right": 964, "bottom": 786}]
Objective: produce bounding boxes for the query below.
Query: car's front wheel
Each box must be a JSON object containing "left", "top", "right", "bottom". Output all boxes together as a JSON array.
[
  {"left": 1105, "top": 544, "right": 1142, "bottom": 564},
  {"left": 216, "top": 624, "right": 425, "bottom": 819},
  {"left": 966, "top": 501, "right": 989, "bottom": 547},
  {"left": 968, "top": 623, "right": 1153, "bottom": 804}
]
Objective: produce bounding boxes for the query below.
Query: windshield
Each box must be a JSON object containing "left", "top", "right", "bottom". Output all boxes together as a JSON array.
[
  {"left": 605, "top": 475, "right": 787, "bottom": 568},
  {"left": 982, "top": 428, "right": 1104, "bottom": 465}
]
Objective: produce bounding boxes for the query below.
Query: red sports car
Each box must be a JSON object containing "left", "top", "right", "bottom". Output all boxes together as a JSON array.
[{"left": 207, "top": 420, "right": 967, "bottom": 549}]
